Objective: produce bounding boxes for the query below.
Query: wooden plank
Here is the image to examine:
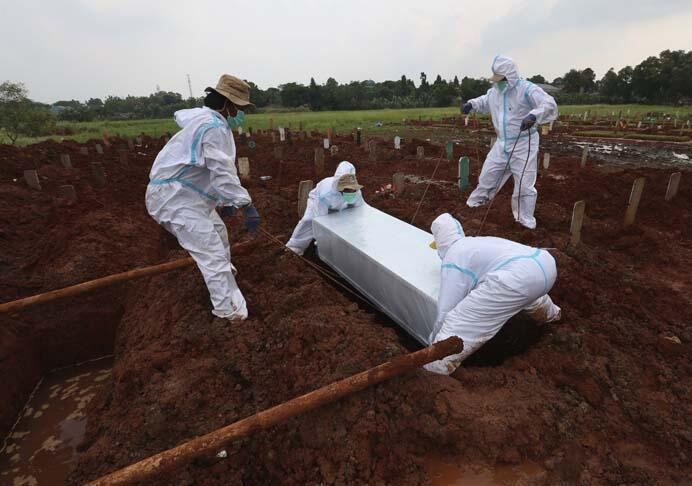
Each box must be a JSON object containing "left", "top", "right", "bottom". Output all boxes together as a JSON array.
[
  {"left": 297, "top": 180, "right": 313, "bottom": 216},
  {"left": 624, "top": 178, "right": 646, "bottom": 226},
  {"left": 665, "top": 172, "right": 681, "bottom": 201},
  {"left": 569, "top": 200, "right": 585, "bottom": 247}
]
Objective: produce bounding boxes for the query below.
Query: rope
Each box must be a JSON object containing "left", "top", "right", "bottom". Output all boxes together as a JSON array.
[
  {"left": 474, "top": 127, "right": 529, "bottom": 236},
  {"left": 410, "top": 147, "right": 446, "bottom": 226},
  {"left": 257, "top": 227, "right": 375, "bottom": 309}
]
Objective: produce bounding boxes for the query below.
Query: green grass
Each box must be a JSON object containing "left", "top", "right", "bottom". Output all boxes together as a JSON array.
[
  {"left": 573, "top": 130, "right": 690, "bottom": 142},
  {"left": 3, "top": 104, "right": 691, "bottom": 147}
]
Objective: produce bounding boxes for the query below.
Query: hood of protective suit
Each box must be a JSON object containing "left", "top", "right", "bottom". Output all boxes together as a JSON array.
[
  {"left": 491, "top": 55, "right": 521, "bottom": 88},
  {"left": 174, "top": 107, "right": 217, "bottom": 129},
  {"left": 334, "top": 161, "right": 356, "bottom": 178},
  {"left": 431, "top": 213, "right": 465, "bottom": 259}
]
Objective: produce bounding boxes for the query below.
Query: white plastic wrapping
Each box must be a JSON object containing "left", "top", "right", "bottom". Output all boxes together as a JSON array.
[{"left": 313, "top": 204, "right": 440, "bottom": 345}]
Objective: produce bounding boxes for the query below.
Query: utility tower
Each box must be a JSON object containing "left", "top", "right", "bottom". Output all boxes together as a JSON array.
[{"left": 187, "top": 74, "right": 194, "bottom": 99}]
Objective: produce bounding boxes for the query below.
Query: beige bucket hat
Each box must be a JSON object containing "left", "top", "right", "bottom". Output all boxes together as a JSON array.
[
  {"left": 206, "top": 74, "right": 255, "bottom": 108},
  {"left": 336, "top": 173, "right": 363, "bottom": 191}
]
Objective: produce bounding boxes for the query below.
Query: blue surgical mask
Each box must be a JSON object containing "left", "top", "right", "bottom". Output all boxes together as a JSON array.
[
  {"left": 227, "top": 110, "right": 245, "bottom": 129},
  {"left": 496, "top": 80, "right": 508, "bottom": 92},
  {"left": 342, "top": 192, "right": 357, "bottom": 204}
]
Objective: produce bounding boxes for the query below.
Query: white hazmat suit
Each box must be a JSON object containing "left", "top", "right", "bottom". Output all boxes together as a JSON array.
[
  {"left": 286, "top": 161, "right": 364, "bottom": 255},
  {"left": 466, "top": 56, "right": 558, "bottom": 229},
  {"left": 145, "top": 107, "right": 251, "bottom": 320},
  {"left": 424, "top": 213, "right": 561, "bottom": 375}
]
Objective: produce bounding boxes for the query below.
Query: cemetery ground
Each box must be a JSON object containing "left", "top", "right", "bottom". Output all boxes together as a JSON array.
[
  {"left": 1, "top": 120, "right": 691, "bottom": 485},
  {"left": 4, "top": 104, "right": 692, "bottom": 146}
]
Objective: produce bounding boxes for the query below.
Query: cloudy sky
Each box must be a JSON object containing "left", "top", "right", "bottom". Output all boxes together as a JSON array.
[{"left": 2, "top": 0, "right": 691, "bottom": 103}]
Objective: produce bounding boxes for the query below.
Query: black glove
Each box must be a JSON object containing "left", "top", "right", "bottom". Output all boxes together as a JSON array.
[
  {"left": 242, "top": 204, "right": 260, "bottom": 233},
  {"left": 461, "top": 102, "right": 473, "bottom": 115},
  {"left": 520, "top": 114, "right": 537, "bottom": 131}
]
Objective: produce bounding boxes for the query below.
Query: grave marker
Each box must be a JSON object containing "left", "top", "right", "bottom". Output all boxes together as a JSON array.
[
  {"left": 323, "top": 138, "right": 330, "bottom": 149},
  {"left": 297, "top": 180, "right": 313, "bottom": 216},
  {"left": 314, "top": 148, "right": 325, "bottom": 175},
  {"left": 273, "top": 146, "right": 283, "bottom": 159},
  {"left": 369, "top": 141, "right": 378, "bottom": 162},
  {"left": 60, "top": 185, "right": 77, "bottom": 203},
  {"left": 624, "top": 178, "right": 646, "bottom": 227},
  {"left": 271, "top": 131, "right": 277, "bottom": 143},
  {"left": 393, "top": 173, "right": 406, "bottom": 195},
  {"left": 238, "top": 157, "right": 250, "bottom": 180},
  {"left": 665, "top": 172, "right": 681, "bottom": 201},
  {"left": 95, "top": 144, "right": 103, "bottom": 155},
  {"left": 79, "top": 147, "right": 88, "bottom": 156},
  {"left": 60, "top": 154, "right": 72, "bottom": 169},
  {"left": 543, "top": 152, "right": 550, "bottom": 169},
  {"left": 136, "top": 136, "right": 143, "bottom": 145},
  {"left": 569, "top": 201, "right": 586, "bottom": 247},
  {"left": 23, "top": 170, "right": 41, "bottom": 191},
  {"left": 445, "top": 141, "right": 454, "bottom": 161},
  {"left": 91, "top": 162, "right": 106, "bottom": 186},
  {"left": 541, "top": 125, "right": 549, "bottom": 136},
  {"left": 279, "top": 127, "right": 286, "bottom": 141},
  {"left": 416, "top": 146, "right": 424, "bottom": 159},
  {"left": 127, "top": 139, "right": 135, "bottom": 150},
  {"left": 580, "top": 147, "right": 588, "bottom": 168},
  {"left": 356, "top": 128, "right": 361, "bottom": 146},
  {"left": 238, "top": 126, "right": 243, "bottom": 135},
  {"left": 394, "top": 136, "right": 401, "bottom": 150},
  {"left": 458, "top": 156, "right": 470, "bottom": 191}
]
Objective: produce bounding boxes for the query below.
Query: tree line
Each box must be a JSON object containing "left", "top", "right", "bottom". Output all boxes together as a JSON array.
[{"left": 1, "top": 50, "right": 690, "bottom": 143}]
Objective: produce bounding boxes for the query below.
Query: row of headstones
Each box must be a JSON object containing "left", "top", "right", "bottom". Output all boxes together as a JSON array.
[{"left": 569, "top": 172, "right": 684, "bottom": 247}]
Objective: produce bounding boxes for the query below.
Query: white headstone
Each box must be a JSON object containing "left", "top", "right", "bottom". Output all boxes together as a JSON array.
[
  {"left": 323, "top": 138, "right": 330, "bottom": 149},
  {"left": 464, "top": 116, "right": 469, "bottom": 126},
  {"left": 238, "top": 157, "right": 250, "bottom": 179},
  {"left": 279, "top": 127, "right": 286, "bottom": 141},
  {"left": 23, "top": 170, "right": 41, "bottom": 191},
  {"left": 394, "top": 136, "right": 401, "bottom": 150},
  {"left": 238, "top": 126, "right": 243, "bottom": 135},
  {"left": 543, "top": 153, "right": 550, "bottom": 169}
]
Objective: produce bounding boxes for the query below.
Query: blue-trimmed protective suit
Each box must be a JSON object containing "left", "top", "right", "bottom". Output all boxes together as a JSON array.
[
  {"left": 466, "top": 55, "right": 558, "bottom": 229},
  {"left": 145, "top": 107, "right": 252, "bottom": 320},
  {"left": 424, "top": 213, "right": 561, "bottom": 375},
  {"left": 286, "top": 161, "right": 364, "bottom": 255}
]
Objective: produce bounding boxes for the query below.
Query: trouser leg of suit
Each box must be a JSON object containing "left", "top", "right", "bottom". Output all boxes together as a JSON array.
[
  {"left": 467, "top": 142, "right": 512, "bottom": 207},
  {"left": 424, "top": 255, "right": 555, "bottom": 375},
  {"left": 211, "top": 209, "right": 237, "bottom": 275},
  {"left": 509, "top": 135, "right": 539, "bottom": 229},
  {"left": 162, "top": 208, "right": 247, "bottom": 320},
  {"left": 286, "top": 200, "right": 318, "bottom": 255}
]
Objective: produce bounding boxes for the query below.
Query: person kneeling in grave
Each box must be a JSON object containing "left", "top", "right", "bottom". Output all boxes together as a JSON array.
[
  {"left": 424, "top": 213, "right": 562, "bottom": 375},
  {"left": 286, "top": 161, "right": 364, "bottom": 255}
]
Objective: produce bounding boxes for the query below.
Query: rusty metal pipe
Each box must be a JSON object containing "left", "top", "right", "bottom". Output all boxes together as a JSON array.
[{"left": 85, "top": 337, "right": 463, "bottom": 485}]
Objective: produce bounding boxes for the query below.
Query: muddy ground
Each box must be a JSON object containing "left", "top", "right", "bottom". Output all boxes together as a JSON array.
[{"left": 1, "top": 126, "right": 691, "bottom": 484}]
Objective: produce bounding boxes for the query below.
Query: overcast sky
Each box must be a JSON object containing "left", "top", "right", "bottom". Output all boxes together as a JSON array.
[{"left": 2, "top": 0, "right": 691, "bottom": 103}]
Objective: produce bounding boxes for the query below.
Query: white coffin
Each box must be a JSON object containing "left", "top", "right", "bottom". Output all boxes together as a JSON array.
[{"left": 313, "top": 204, "right": 440, "bottom": 345}]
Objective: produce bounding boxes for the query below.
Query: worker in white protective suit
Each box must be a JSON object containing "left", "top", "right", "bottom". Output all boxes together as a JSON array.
[
  {"left": 286, "top": 161, "right": 364, "bottom": 255},
  {"left": 462, "top": 55, "right": 558, "bottom": 229},
  {"left": 424, "top": 213, "right": 561, "bottom": 375},
  {"left": 145, "top": 74, "right": 260, "bottom": 321}
]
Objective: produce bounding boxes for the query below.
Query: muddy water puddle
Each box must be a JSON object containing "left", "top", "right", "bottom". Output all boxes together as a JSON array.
[
  {"left": 426, "top": 454, "right": 546, "bottom": 485},
  {"left": 1, "top": 357, "right": 112, "bottom": 485}
]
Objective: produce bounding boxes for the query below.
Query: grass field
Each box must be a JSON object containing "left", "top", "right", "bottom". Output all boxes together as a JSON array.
[{"left": 4, "top": 104, "right": 692, "bottom": 146}]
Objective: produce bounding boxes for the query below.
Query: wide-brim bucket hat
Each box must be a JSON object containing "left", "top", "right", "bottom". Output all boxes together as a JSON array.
[{"left": 206, "top": 74, "right": 256, "bottom": 108}]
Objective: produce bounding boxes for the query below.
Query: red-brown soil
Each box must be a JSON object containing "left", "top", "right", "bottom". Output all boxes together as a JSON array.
[{"left": 1, "top": 129, "right": 691, "bottom": 484}]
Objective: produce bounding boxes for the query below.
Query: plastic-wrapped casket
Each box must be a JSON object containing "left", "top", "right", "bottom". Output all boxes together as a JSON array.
[{"left": 313, "top": 204, "right": 440, "bottom": 345}]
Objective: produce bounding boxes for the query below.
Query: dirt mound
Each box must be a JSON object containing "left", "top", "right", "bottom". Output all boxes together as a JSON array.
[{"left": 2, "top": 131, "right": 692, "bottom": 484}]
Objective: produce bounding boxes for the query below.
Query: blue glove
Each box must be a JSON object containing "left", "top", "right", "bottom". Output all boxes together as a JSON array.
[
  {"left": 461, "top": 102, "right": 473, "bottom": 115},
  {"left": 520, "top": 114, "right": 537, "bottom": 130},
  {"left": 218, "top": 206, "right": 236, "bottom": 218},
  {"left": 242, "top": 204, "right": 260, "bottom": 233}
]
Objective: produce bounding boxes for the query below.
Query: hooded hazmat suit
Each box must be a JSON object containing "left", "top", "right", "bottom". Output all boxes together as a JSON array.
[
  {"left": 145, "top": 107, "right": 251, "bottom": 320},
  {"left": 466, "top": 56, "right": 558, "bottom": 229},
  {"left": 424, "top": 213, "right": 561, "bottom": 375},
  {"left": 286, "top": 161, "right": 364, "bottom": 255}
]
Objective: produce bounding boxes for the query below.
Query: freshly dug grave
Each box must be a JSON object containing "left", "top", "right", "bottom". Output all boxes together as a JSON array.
[{"left": 2, "top": 131, "right": 691, "bottom": 484}]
